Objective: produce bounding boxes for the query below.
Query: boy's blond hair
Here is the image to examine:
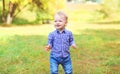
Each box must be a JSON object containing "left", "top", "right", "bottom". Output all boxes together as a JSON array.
[{"left": 55, "top": 11, "right": 68, "bottom": 22}]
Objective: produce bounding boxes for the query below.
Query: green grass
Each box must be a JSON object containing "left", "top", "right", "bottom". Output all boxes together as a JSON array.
[
  {"left": 0, "top": 35, "right": 49, "bottom": 74},
  {"left": 71, "top": 29, "right": 120, "bottom": 74},
  {"left": 0, "top": 29, "right": 120, "bottom": 74}
]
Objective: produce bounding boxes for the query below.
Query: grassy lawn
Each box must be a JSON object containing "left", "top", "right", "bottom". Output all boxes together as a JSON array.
[
  {"left": 0, "top": 24, "right": 120, "bottom": 74},
  {"left": 72, "top": 29, "right": 120, "bottom": 74},
  {"left": 0, "top": 3, "right": 120, "bottom": 74}
]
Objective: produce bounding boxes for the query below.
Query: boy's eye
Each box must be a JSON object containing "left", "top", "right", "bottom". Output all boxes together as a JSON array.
[
  {"left": 59, "top": 20, "right": 62, "bottom": 22},
  {"left": 54, "top": 20, "right": 62, "bottom": 22}
]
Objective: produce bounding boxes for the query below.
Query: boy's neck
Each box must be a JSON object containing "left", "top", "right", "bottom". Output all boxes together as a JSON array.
[{"left": 57, "top": 28, "right": 65, "bottom": 33}]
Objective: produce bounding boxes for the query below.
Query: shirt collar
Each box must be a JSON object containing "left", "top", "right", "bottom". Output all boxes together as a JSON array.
[{"left": 56, "top": 29, "right": 66, "bottom": 34}]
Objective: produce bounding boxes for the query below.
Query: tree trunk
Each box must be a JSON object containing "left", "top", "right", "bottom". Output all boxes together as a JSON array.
[
  {"left": 6, "top": 1, "right": 18, "bottom": 25},
  {"left": 6, "top": 13, "right": 13, "bottom": 25},
  {"left": 2, "top": 0, "right": 6, "bottom": 23}
]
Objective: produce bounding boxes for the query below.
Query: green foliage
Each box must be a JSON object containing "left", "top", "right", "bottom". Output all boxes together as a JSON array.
[
  {"left": 97, "top": 0, "right": 120, "bottom": 19},
  {"left": 0, "top": 0, "right": 66, "bottom": 25},
  {"left": 90, "top": 0, "right": 120, "bottom": 23},
  {"left": 47, "top": 0, "right": 66, "bottom": 15}
]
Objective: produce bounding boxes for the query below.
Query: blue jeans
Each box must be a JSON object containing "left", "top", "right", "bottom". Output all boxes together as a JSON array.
[{"left": 50, "top": 54, "right": 73, "bottom": 74}]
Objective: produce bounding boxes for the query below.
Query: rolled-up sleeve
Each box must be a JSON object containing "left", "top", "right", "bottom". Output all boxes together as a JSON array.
[{"left": 47, "top": 33, "right": 53, "bottom": 48}]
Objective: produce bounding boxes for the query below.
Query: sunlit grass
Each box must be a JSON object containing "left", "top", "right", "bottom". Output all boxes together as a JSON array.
[
  {"left": 71, "top": 29, "right": 120, "bottom": 74},
  {"left": 0, "top": 24, "right": 54, "bottom": 36},
  {"left": 0, "top": 35, "right": 49, "bottom": 74},
  {"left": 0, "top": 29, "right": 120, "bottom": 74}
]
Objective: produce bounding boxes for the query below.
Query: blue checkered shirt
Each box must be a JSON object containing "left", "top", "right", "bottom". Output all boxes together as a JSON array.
[{"left": 47, "top": 29, "right": 75, "bottom": 57}]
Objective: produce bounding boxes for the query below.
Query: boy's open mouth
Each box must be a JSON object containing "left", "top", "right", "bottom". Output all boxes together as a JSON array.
[{"left": 56, "top": 25, "right": 61, "bottom": 27}]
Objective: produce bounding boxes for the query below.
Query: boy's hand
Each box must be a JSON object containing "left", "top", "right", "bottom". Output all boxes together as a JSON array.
[
  {"left": 71, "top": 44, "right": 77, "bottom": 49},
  {"left": 45, "top": 45, "right": 51, "bottom": 51}
]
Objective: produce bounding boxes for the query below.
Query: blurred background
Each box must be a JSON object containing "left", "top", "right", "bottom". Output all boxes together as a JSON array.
[
  {"left": 1, "top": 0, "right": 120, "bottom": 25},
  {"left": 0, "top": 0, "right": 120, "bottom": 74}
]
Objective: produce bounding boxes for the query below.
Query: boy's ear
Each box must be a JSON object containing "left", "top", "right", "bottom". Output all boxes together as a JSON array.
[
  {"left": 65, "top": 22, "right": 68, "bottom": 26},
  {"left": 65, "top": 22, "right": 67, "bottom": 26},
  {"left": 66, "top": 21, "right": 68, "bottom": 24}
]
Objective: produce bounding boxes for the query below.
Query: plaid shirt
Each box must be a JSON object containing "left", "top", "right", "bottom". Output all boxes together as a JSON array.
[{"left": 47, "top": 29, "right": 75, "bottom": 57}]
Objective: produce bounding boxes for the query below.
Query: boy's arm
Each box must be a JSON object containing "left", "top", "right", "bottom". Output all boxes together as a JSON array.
[
  {"left": 69, "top": 32, "right": 77, "bottom": 49},
  {"left": 45, "top": 33, "right": 53, "bottom": 51}
]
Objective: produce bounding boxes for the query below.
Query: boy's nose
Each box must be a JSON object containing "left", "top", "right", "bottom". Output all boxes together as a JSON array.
[{"left": 56, "top": 22, "right": 60, "bottom": 24}]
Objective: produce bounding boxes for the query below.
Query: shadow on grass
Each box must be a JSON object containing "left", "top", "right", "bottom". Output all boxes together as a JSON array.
[
  {"left": 12, "top": 17, "right": 52, "bottom": 26},
  {"left": 12, "top": 18, "right": 47, "bottom": 26},
  {"left": 12, "top": 17, "right": 36, "bottom": 25}
]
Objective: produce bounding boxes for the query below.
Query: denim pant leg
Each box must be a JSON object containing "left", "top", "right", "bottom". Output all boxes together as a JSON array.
[
  {"left": 50, "top": 55, "right": 59, "bottom": 74},
  {"left": 62, "top": 56, "right": 73, "bottom": 74}
]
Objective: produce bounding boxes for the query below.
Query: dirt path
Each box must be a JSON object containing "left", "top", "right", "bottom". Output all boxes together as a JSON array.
[{"left": 0, "top": 24, "right": 120, "bottom": 36}]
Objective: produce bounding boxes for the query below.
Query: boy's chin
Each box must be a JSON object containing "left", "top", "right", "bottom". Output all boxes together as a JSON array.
[
  {"left": 55, "top": 27, "right": 65, "bottom": 30},
  {"left": 56, "top": 27, "right": 62, "bottom": 30}
]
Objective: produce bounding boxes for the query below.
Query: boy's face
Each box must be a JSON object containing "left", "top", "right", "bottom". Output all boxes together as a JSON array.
[{"left": 54, "top": 14, "right": 67, "bottom": 31}]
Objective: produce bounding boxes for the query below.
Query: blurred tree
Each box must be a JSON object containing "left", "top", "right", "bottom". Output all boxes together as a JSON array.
[
  {"left": 2, "top": 0, "right": 28, "bottom": 25},
  {"left": 47, "top": 0, "right": 65, "bottom": 16},
  {"left": 1, "top": 0, "right": 46, "bottom": 25},
  {"left": 98, "top": 0, "right": 120, "bottom": 18},
  {"left": 85, "top": 0, "right": 102, "bottom": 3},
  {"left": 6, "top": 1, "right": 18, "bottom": 25},
  {"left": 32, "top": 0, "right": 65, "bottom": 24},
  {"left": 2, "top": 0, "right": 6, "bottom": 23},
  {"left": 1, "top": 0, "right": 65, "bottom": 25}
]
